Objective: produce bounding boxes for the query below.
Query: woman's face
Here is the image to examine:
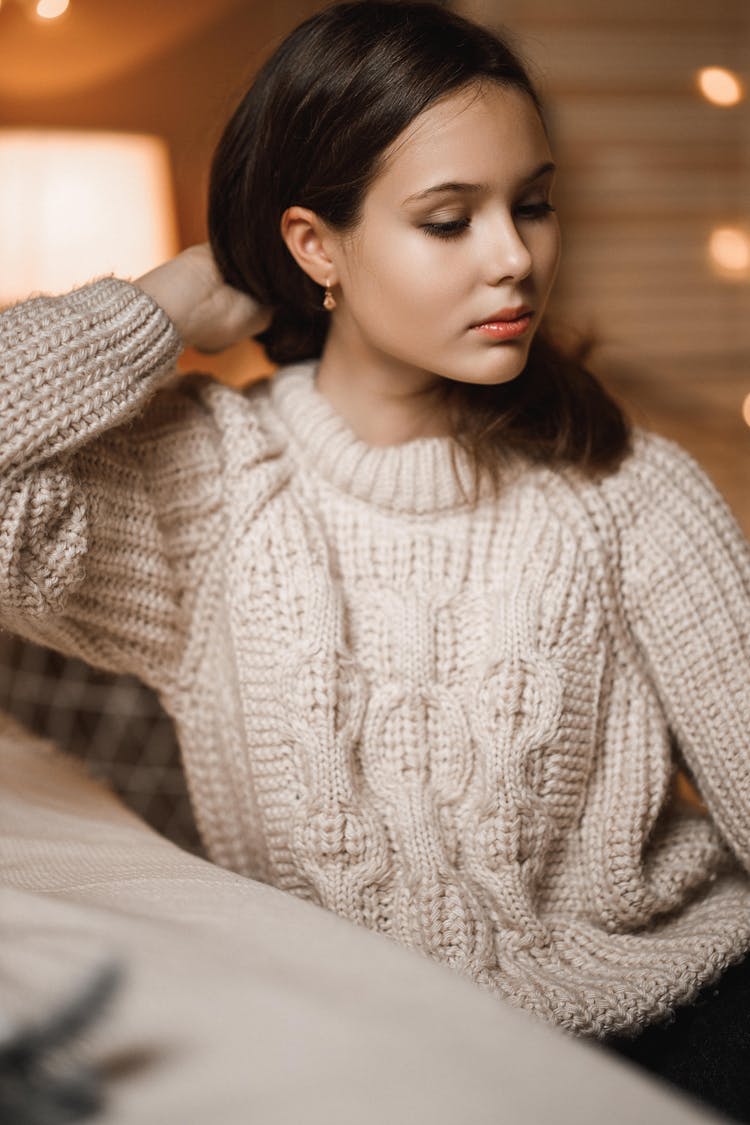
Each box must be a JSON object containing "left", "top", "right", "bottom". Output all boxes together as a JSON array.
[{"left": 323, "top": 81, "right": 561, "bottom": 391}]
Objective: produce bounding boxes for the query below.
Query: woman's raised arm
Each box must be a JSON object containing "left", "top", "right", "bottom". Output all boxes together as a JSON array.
[{"left": 0, "top": 246, "right": 271, "bottom": 693}]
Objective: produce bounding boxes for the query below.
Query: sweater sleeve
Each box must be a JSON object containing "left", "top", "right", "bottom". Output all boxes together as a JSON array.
[
  {"left": 0, "top": 276, "right": 222, "bottom": 693},
  {"left": 610, "top": 429, "right": 750, "bottom": 871}
]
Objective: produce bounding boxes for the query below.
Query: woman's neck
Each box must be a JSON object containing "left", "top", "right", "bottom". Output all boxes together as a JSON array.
[{"left": 315, "top": 332, "right": 451, "bottom": 448}]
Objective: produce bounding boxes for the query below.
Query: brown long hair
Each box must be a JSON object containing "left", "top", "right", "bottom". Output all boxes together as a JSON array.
[{"left": 208, "top": 0, "right": 633, "bottom": 505}]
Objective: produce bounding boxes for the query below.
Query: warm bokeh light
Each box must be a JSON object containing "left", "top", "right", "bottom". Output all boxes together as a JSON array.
[
  {"left": 708, "top": 226, "right": 750, "bottom": 276},
  {"left": 36, "top": 0, "right": 70, "bottom": 18},
  {"left": 0, "top": 130, "right": 179, "bottom": 304},
  {"left": 742, "top": 393, "right": 750, "bottom": 431},
  {"left": 696, "top": 66, "right": 744, "bottom": 107}
]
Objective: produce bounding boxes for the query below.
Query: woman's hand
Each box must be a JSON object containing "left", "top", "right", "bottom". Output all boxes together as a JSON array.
[{"left": 135, "top": 243, "right": 274, "bottom": 353}]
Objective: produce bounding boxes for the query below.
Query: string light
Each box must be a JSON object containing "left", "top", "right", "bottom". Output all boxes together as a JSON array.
[
  {"left": 708, "top": 226, "right": 750, "bottom": 276},
  {"left": 36, "top": 0, "right": 69, "bottom": 19},
  {"left": 696, "top": 66, "right": 744, "bottom": 107}
]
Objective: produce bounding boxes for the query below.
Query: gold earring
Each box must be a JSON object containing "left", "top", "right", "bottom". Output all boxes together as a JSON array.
[{"left": 323, "top": 279, "right": 336, "bottom": 311}]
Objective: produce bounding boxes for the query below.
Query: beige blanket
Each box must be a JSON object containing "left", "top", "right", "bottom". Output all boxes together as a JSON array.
[{"left": 0, "top": 713, "right": 720, "bottom": 1123}]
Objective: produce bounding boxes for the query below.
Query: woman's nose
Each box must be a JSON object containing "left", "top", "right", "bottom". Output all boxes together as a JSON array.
[{"left": 486, "top": 218, "right": 533, "bottom": 284}]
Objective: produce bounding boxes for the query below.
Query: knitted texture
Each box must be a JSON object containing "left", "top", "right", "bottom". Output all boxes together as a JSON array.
[{"left": 2, "top": 277, "right": 750, "bottom": 1038}]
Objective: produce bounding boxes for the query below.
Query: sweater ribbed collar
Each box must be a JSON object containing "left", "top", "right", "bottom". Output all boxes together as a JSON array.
[{"left": 264, "top": 359, "right": 500, "bottom": 516}]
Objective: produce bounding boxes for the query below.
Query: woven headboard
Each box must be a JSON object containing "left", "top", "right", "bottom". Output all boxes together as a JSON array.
[{"left": 0, "top": 633, "right": 203, "bottom": 856}]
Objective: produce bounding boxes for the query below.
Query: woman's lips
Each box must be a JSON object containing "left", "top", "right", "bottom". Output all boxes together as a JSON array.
[{"left": 471, "top": 313, "right": 533, "bottom": 339}]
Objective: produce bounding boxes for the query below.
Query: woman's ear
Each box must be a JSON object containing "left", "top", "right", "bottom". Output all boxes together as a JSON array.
[{"left": 280, "top": 206, "right": 338, "bottom": 288}]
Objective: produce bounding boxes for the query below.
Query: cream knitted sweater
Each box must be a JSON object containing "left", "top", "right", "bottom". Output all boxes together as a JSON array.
[{"left": 2, "top": 277, "right": 750, "bottom": 1039}]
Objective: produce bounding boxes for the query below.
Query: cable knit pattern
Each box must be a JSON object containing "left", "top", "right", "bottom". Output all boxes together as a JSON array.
[{"left": 2, "top": 276, "right": 750, "bottom": 1039}]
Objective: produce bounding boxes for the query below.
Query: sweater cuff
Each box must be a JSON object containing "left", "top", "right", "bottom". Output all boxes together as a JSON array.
[{"left": 1, "top": 275, "right": 184, "bottom": 474}]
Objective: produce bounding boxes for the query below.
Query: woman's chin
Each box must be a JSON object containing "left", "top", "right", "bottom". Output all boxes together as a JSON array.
[{"left": 462, "top": 352, "right": 529, "bottom": 386}]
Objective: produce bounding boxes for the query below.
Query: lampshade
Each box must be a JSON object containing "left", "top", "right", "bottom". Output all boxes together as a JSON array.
[{"left": 0, "top": 129, "right": 179, "bottom": 305}]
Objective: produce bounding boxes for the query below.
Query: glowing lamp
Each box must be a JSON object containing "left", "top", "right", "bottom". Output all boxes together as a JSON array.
[
  {"left": 0, "top": 129, "right": 179, "bottom": 305},
  {"left": 36, "top": 0, "right": 70, "bottom": 18}
]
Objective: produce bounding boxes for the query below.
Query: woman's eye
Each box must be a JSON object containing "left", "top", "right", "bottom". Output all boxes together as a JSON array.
[
  {"left": 516, "top": 201, "right": 557, "bottom": 220},
  {"left": 421, "top": 218, "right": 470, "bottom": 240},
  {"left": 421, "top": 202, "right": 556, "bottom": 241}
]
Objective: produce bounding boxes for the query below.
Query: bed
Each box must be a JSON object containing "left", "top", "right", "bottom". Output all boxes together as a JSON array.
[{"left": 0, "top": 710, "right": 723, "bottom": 1123}]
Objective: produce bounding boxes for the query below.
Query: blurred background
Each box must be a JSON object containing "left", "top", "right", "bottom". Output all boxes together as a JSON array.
[{"left": 0, "top": 0, "right": 748, "bottom": 854}]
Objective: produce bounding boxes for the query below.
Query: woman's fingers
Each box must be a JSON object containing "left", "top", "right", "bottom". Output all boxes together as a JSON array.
[{"left": 135, "top": 244, "right": 274, "bottom": 352}]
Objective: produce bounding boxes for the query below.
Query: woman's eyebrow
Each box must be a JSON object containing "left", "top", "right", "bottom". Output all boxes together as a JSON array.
[{"left": 401, "top": 161, "right": 556, "bottom": 205}]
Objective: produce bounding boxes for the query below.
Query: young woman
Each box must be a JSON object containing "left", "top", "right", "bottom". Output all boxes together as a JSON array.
[{"left": 2, "top": 2, "right": 749, "bottom": 1117}]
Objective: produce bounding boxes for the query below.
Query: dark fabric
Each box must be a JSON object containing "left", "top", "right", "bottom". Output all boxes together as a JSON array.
[{"left": 601, "top": 954, "right": 750, "bottom": 1122}]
